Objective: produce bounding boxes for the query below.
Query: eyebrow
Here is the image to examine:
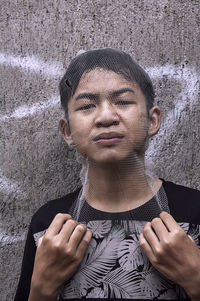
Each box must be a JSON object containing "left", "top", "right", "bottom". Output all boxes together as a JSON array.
[
  {"left": 75, "top": 93, "right": 98, "bottom": 101},
  {"left": 111, "top": 88, "right": 135, "bottom": 98},
  {"left": 75, "top": 88, "right": 135, "bottom": 102}
]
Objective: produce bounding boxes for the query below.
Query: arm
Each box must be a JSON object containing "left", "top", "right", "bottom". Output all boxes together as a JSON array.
[
  {"left": 14, "top": 225, "right": 37, "bottom": 301},
  {"left": 139, "top": 212, "right": 200, "bottom": 301},
  {"left": 28, "top": 213, "right": 92, "bottom": 301}
]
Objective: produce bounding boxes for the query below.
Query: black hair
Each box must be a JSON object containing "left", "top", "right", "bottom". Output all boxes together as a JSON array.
[{"left": 59, "top": 48, "right": 155, "bottom": 117}]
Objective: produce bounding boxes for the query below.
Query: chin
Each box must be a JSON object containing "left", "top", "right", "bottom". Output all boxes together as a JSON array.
[
  {"left": 82, "top": 147, "right": 145, "bottom": 165},
  {"left": 89, "top": 152, "right": 136, "bottom": 165}
]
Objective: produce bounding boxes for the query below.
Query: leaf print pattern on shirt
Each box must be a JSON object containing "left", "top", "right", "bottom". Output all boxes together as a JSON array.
[
  {"left": 59, "top": 221, "right": 200, "bottom": 300},
  {"left": 102, "top": 268, "right": 144, "bottom": 299},
  {"left": 87, "top": 220, "right": 112, "bottom": 238},
  {"left": 61, "top": 225, "right": 125, "bottom": 299},
  {"left": 118, "top": 236, "right": 148, "bottom": 272}
]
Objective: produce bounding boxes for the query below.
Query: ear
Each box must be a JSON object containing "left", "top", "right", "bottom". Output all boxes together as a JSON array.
[
  {"left": 148, "top": 106, "right": 161, "bottom": 137},
  {"left": 59, "top": 117, "right": 74, "bottom": 146}
]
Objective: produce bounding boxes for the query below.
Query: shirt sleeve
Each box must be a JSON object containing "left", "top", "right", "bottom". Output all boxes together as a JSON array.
[{"left": 14, "top": 224, "right": 36, "bottom": 301}]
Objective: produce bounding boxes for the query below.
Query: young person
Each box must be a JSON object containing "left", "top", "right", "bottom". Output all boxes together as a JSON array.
[{"left": 15, "top": 48, "right": 200, "bottom": 301}]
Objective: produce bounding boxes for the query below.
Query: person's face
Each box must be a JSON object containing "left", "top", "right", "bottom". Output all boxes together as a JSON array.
[{"left": 60, "top": 68, "right": 161, "bottom": 164}]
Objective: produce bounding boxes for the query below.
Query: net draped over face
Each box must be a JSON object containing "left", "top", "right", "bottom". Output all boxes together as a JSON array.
[
  {"left": 59, "top": 48, "right": 170, "bottom": 222},
  {"left": 58, "top": 48, "right": 172, "bottom": 300}
]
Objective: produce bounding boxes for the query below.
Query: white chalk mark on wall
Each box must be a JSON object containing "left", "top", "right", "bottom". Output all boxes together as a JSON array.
[
  {"left": 146, "top": 65, "right": 199, "bottom": 159},
  {"left": 0, "top": 228, "right": 26, "bottom": 246},
  {"left": 0, "top": 95, "right": 60, "bottom": 121},
  {"left": 0, "top": 52, "right": 64, "bottom": 78},
  {"left": 0, "top": 171, "right": 27, "bottom": 245},
  {"left": 0, "top": 170, "right": 26, "bottom": 196}
]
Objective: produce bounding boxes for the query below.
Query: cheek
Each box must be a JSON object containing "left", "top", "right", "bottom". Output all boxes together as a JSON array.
[
  {"left": 126, "top": 117, "right": 149, "bottom": 145},
  {"left": 126, "top": 111, "right": 148, "bottom": 130},
  {"left": 137, "top": 111, "right": 149, "bottom": 130},
  {"left": 69, "top": 118, "right": 91, "bottom": 149}
]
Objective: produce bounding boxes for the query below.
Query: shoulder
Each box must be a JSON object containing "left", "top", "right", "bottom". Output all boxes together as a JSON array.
[
  {"left": 163, "top": 180, "right": 200, "bottom": 200},
  {"left": 163, "top": 180, "right": 200, "bottom": 223},
  {"left": 30, "top": 188, "right": 81, "bottom": 233}
]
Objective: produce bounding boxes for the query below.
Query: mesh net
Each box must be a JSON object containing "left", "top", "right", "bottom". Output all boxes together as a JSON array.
[
  {"left": 60, "top": 48, "right": 170, "bottom": 223},
  {"left": 69, "top": 160, "right": 170, "bottom": 222},
  {"left": 57, "top": 48, "right": 178, "bottom": 300}
]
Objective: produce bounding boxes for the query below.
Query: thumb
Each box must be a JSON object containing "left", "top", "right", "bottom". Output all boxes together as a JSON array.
[
  {"left": 188, "top": 234, "right": 195, "bottom": 244},
  {"left": 38, "top": 235, "right": 44, "bottom": 247}
]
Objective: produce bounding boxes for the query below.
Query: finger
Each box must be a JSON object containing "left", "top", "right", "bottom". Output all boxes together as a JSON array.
[
  {"left": 45, "top": 213, "right": 72, "bottom": 236},
  {"left": 142, "top": 222, "right": 161, "bottom": 255},
  {"left": 139, "top": 232, "right": 156, "bottom": 263},
  {"left": 159, "top": 212, "right": 182, "bottom": 232},
  {"left": 75, "top": 229, "right": 92, "bottom": 259},
  {"left": 38, "top": 235, "right": 44, "bottom": 247},
  {"left": 67, "top": 224, "right": 87, "bottom": 251},
  {"left": 188, "top": 234, "right": 196, "bottom": 244},
  {"left": 58, "top": 219, "right": 79, "bottom": 242},
  {"left": 151, "top": 217, "right": 169, "bottom": 241}
]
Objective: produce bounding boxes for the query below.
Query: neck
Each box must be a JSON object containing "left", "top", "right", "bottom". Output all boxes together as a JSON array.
[{"left": 85, "top": 155, "right": 162, "bottom": 212}]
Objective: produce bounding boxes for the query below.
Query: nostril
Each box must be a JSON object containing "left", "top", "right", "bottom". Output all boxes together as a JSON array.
[
  {"left": 96, "top": 120, "right": 119, "bottom": 128},
  {"left": 96, "top": 123, "right": 102, "bottom": 128},
  {"left": 113, "top": 120, "right": 119, "bottom": 126}
]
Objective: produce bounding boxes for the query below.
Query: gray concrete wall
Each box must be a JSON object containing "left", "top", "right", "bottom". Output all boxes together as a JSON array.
[{"left": 1, "top": 0, "right": 199, "bottom": 299}]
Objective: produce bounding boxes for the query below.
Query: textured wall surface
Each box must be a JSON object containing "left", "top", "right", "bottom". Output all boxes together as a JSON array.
[{"left": 1, "top": 0, "right": 200, "bottom": 299}]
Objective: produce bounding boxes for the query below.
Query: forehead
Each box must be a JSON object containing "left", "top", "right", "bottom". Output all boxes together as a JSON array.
[{"left": 73, "top": 68, "right": 140, "bottom": 95}]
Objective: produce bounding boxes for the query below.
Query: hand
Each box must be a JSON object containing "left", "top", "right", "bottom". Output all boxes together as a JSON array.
[
  {"left": 29, "top": 213, "right": 92, "bottom": 300},
  {"left": 139, "top": 212, "right": 200, "bottom": 301}
]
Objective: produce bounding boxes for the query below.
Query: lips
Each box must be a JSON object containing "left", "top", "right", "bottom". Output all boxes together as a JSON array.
[
  {"left": 93, "top": 132, "right": 124, "bottom": 141},
  {"left": 93, "top": 132, "right": 124, "bottom": 142}
]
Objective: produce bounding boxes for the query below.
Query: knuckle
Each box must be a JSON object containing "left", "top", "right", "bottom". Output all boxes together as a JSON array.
[
  {"left": 52, "top": 240, "right": 62, "bottom": 251},
  {"left": 55, "top": 213, "right": 64, "bottom": 221},
  {"left": 54, "top": 213, "right": 72, "bottom": 222},
  {"left": 162, "top": 238, "right": 171, "bottom": 248},
  {"left": 65, "top": 247, "right": 74, "bottom": 258},
  {"left": 65, "top": 213, "right": 72, "bottom": 219},
  {"left": 74, "top": 253, "right": 81, "bottom": 262},
  {"left": 160, "top": 211, "right": 168, "bottom": 218},
  {"left": 87, "top": 229, "right": 93, "bottom": 240},
  {"left": 154, "top": 247, "right": 163, "bottom": 260},
  {"left": 43, "top": 234, "right": 52, "bottom": 245},
  {"left": 139, "top": 240, "right": 145, "bottom": 248},
  {"left": 151, "top": 217, "right": 160, "bottom": 226},
  {"left": 38, "top": 236, "right": 43, "bottom": 246},
  {"left": 67, "top": 219, "right": 78, "bottom": 227},
  {"left": 65, "top": 219, "right": 77, "bottom": 229},
  {"left": 173, "top": 229, "right": 185, "bottom": 240},
  {"left": 82, "top": 236, "right": 90, "bottom": 247},
  {"left": 144, "top": 222, "right": 150, "bottom": 229},
  {"left": 76, "top": 224, "right": 87, "bottom": 233},
  {"left": 56, "top": 213, "right": 63, "bottom": 219},
  {"left": 178, "top": 229, "right": 185, "bottom": 237},
  {"left": 143, "top": 223, "right": 151, "bottom": 234}
]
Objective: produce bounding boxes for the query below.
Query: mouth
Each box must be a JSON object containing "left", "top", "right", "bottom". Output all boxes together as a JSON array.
[{"left": 93, "top": 132, "right": 124, "bottom": 145}]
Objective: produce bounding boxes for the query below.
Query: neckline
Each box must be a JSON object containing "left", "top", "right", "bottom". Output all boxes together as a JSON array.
[
  {"left": 78, "top": 180, "right": 168, "bottom": 221},
  {"left": 84, "top": 179, "right": 164, "bottom": 214}
]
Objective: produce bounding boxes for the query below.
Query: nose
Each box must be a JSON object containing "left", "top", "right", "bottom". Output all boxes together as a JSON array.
[{"left": 95, "top": 101, "right": 120, "bottom": 128}]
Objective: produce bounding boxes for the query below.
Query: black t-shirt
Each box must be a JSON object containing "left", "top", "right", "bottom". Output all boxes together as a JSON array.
[{"left": 14, "top": 180, "right": 200, "bottom": 301}]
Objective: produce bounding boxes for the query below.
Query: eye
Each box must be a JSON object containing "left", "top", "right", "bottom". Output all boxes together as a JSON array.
[
  {"left": 77, "top": 104, "right": 96, "bottom": 111},
  {"left": 115, "top": 100, "right": 134, "bottom": 106}
]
